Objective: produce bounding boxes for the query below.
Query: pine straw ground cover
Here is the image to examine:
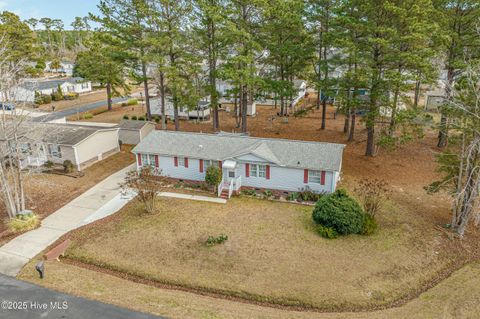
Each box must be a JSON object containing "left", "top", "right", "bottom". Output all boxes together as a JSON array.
[{"left": 60, "top": 195, "right": 464, "bottom": 311}]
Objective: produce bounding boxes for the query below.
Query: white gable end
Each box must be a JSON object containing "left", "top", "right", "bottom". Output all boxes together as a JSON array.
[{"left": 235, "top": 153, "right": 271, "bottom": 163}]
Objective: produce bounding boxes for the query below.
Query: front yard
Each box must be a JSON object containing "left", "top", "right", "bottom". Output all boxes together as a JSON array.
[{"left": 61, "top": 195, "right": 460, "bottom": 310}]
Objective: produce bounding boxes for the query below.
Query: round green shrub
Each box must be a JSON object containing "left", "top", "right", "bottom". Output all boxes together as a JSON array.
[
  {"left": 316, "top": 225, "right": 337, "bottom": 239},
  {"left": 361, "top": 215, "right": 378, "bottom": 235},
  {"left": 312, "top": 189, "right": 365, "bottom": 235}
]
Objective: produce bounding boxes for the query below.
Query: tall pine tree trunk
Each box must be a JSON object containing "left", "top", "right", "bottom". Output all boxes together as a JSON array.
[
  {"left": 438, "top": 68, "right": 454, "bottom": 148},
  {"left": 160, "top": 71, "right": 166, "bottom": 130},
  {"left": 106, "top": 82, "right": 112, "bottom": 111},
  {"left": 241, "top": 84, "right": 248, "bottom": 133},
  {"left": 141, "top": 61, "right": 152, "bottom": 120}
]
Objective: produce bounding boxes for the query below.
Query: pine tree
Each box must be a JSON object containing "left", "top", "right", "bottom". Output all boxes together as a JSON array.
[{"left": 92, "top": 0, "right": 153, "bottom": 119}]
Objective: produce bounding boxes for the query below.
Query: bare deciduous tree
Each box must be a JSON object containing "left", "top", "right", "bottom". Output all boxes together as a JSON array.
[
  {"left": 429, "top": 57, "right": 480, "bottom": 238},
  {"left": 0, "top": 37, "right": 48, "bottom": 219},
  {"left": 121, "top": 166, "right": 168, "bottom": 213}
]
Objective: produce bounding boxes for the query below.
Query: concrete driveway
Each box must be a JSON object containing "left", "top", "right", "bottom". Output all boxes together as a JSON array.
[
  {"left": 0, "top": 164, "right": 136, "bottom": 277},
  {"left": 0, "top": 274, "right": 163, "bottom": 318}
]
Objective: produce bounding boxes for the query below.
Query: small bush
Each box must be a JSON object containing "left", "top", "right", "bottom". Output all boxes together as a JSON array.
[
  {"left": 63, "top": 160, "right": 74, "bottom": 173},
  {"left": 83, "top": 112, "right": 94, "bottom": 119},
  {"left": 294, "top": 109, "right": 308, "bottom": 117},
  {"left": 316, "top": 224, "right": 338, "bottom": 239},
  {"left": 205, "top": 166, "right": 222, "bottom": 194},
  {"left": 44, "top": 160, "right": 54, "bottom": 169},
  {"left": 131, "top": 115, "right": 138, "bottom": 120},
  {"left": 241, "top": 189, "right": 257, "bottom": 197},
  {"left": 312, "top": 189, "right": 365, "bottom": 235},
  {"left": 354, "top": 179, "right": 389, "bottom": 218},
  {"left": 263, "top": 190, "right": 273, "bottom": 199},
  {"left": 138, "top": 116, "right": 145, "bottom": 121},
  {"left": 361, "top": 215, "right": 378, "bottom": 236},
  {"left": 205, "top": 234, "right": 228, "bottom": 246},
  {"left": 8, "top": 212, "right": 40, "bottom": 233},
  {"left": 123, "top": 115, "right": 129, "bottom": 120},
  {"left": 51, "top": 92, "right": 63, "bottom": 101},
  {"left": 64, "top": 92, "right": 79, "bottom": 100},
  {"left": 127, "top": 98, "right": 138, "bottom": 106},
  {"left": 299, "top": 189, "right": 322, "bottom": 202},
  {"left": 42, "top": 95, "right": 52, "bottom": 104},
  {"left": 286, "top": 192, "right": 300, "bottom": 201}
]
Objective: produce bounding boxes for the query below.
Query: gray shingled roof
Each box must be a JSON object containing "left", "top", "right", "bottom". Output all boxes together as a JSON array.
[
  {"left": 20, "top": 77, "right": 87, "bottom": 91},
  {"left": 119, "top": 120, "right": 152, "bottom": 130},
  {"left": 132, "top": 131, "right": 345, "bottom": 171},
  {"left": 0, "top": 123, "right": 117, "bottom": 146},
  {"left": 42, "top": 124, "right": 117, "bottom": 146}
]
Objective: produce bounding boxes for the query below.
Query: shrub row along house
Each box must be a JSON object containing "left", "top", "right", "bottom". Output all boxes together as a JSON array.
[{"left": 132, "top": 131, "right": 345, "bottom": 197}]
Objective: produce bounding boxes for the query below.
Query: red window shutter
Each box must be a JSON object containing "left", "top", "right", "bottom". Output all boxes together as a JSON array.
[
  {"left": 185, "top": 157, "right": 189, "bottom": 168},
  {"left": 155, "top": 155, "right": 159, "bottom": 168},
  {"left": 246, "top": 163, "right": 250, "bottom": 177},
  {"left": 218, "top": 161, "right": 222, "bottom": 168},
  {"left": 137, "top": 153, "right": 142, "bottom": 166},
  {"left": 199, "top": 159, "right": 204, "bottom": 173},
  {"left": 321, "top": 171, "right": 326, "bottom": 185},
  {"left": 266, "top": 165, "right": 270, "bottom": 179},
  {"left": 304, "top": 169, "right": 308, "bottom": 183},
  {"left": 174, "top": 156, "right": 178, "bottom": 167}
]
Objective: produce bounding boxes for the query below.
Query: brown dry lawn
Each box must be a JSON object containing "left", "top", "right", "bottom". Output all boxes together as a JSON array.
[
  {"left": 18, "top": 259, "right": 480, "bottom": 319},
  {"left": 63, "top": 195, "right": 461, "bottom": 311},
  {"left": 0, "top": 146, "right": 135, "bottom": 243}
]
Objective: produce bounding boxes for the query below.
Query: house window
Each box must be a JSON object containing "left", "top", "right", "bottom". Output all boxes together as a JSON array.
[
  {"left": 228, "top": 171, "right": 235, "bottom": 178},
  {"left": 258, "top": 165, "right": 266, "bottom": 178},
  {"left": 250, "top": 164, "right": 267, "bottom": 178},
  {"left": 81, "top": 82, "right": 89, "bottom": 89},
  {"left": 308, "top": 170, "right": 321, "bottom": 184},
  {"left": 178, "top": 157, "right": 185, "bottom": 167},
  {"left": 48, "top": 144, "right": 62, "bottom": 158},
  {"left": 141, "top": 154, "right": 149, "bottom": 166},
  {"left": 204, "top": 160, "right": 220, "bottom": 169},
  {"left": 149, "top": 154, "right": 156, "bottom": 166},
  {"left": 67, "top": 86, "right": 74, "bottom": 92}
]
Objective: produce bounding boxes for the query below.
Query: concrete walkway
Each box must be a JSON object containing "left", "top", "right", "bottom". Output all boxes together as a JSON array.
[
  {"left": 0, "top": 164, "right": 136, "bottom": 277},
  {"left": 158, "top": 192, "right": 227, "bottom": 204}
]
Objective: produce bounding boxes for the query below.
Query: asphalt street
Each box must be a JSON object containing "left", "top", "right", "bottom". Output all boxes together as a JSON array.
[{"left": 0, "top": 274, "right": 164, "bottom": 319}]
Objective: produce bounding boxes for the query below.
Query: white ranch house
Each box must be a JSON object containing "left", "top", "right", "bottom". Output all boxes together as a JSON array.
[
  {"left": 8, "top": 77, "right": 92, "bottom": 103},
  {"left": 150, "top": 97, "right": 211, "bottom": 120},
  {"left": 132, "top": 131, "right": 344, "bottom": 198}
]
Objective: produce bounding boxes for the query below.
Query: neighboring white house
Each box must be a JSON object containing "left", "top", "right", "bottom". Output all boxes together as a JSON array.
[
  {"left": 45, "top": 61, "right": 75, "bottom": 76},
  {"left": 7, "top": 78, "right": 92, "bottom": 103},
  {"left": 119, "top": 120, "right": 156, "bottom": 145},
  {"left": 255, "top": 79, "right": 308, "bottom": 108},
  {"left": 150, "top": 97, "right": 211, "bottom": 120},
  {"left": 2, "top": 123, "right": 120, "bottom": 171},
  {"left": 132, "top": 131, "right": 345, "bottom": 198}
]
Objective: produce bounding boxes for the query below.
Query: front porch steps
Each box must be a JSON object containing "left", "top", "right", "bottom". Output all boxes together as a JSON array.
[{"left": 220, "top": 189, "right": 229, "bottom": 200}]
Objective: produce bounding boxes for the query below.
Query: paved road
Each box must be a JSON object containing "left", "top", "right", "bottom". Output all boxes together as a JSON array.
[
  {"left": 0, "top": 274, "right": 164, "bottom": 319},
  {"left": 0, "top": 165, "right": 136, "bottom": 277},
  {"left": 31, "top": 96, "right": 130, "bottom": 122}
]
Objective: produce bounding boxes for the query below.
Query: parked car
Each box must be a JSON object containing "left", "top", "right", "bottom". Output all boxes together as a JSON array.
[{"left": 0, "top": 103, "right": 15, "bottom": 110}]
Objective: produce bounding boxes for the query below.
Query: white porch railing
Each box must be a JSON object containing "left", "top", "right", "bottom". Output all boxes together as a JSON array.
[
  {"left": 228, "top": 179, "right": 234, "bottom": 198},
  {"left": 20, "top": 156, "right": 47, "bottom": 169},
  {"left": 234, "top": 176, "right": 242, "bottom": 191},
  {"left": 217, "top": 177, "right": 224, "bottom": 197}
]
